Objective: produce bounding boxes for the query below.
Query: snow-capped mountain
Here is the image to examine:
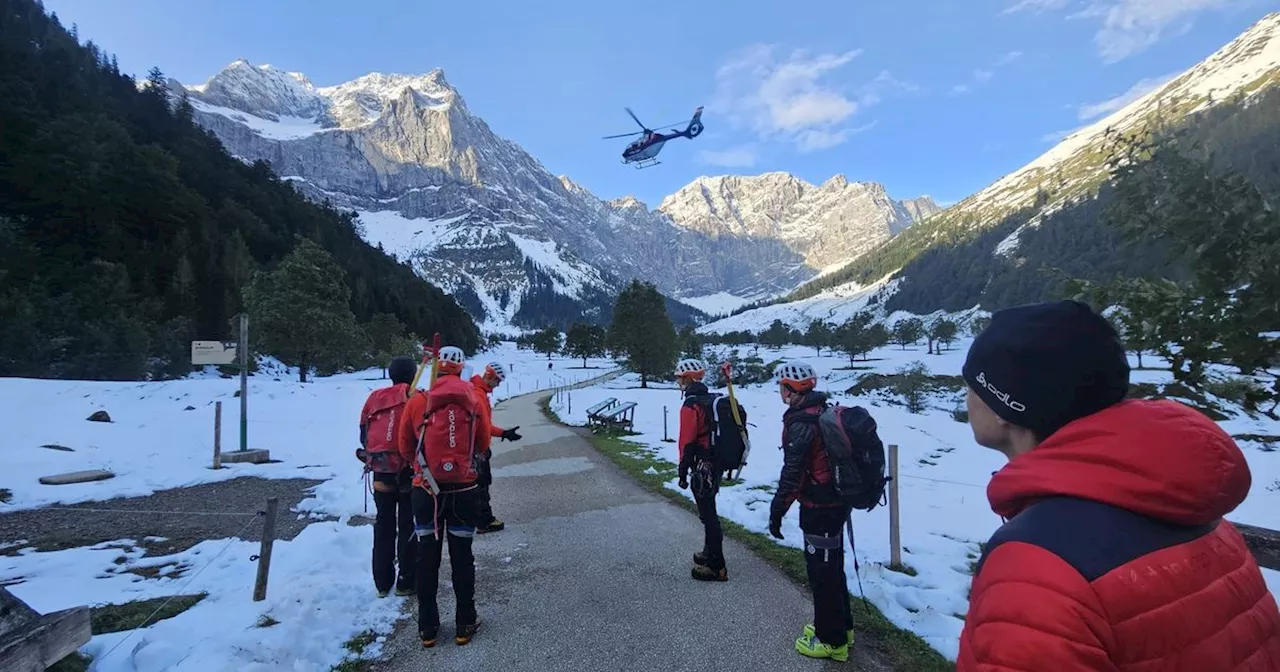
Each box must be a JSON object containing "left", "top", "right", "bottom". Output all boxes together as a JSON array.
[
  {"left": 177, "top": 61, "right": 934, "bottom": 330},
  {"left": 658, "top": 173, "right": 937, "bottom": 273},
  {"left": 707, "top": 10, "right": 1280, "bottom": 334}
]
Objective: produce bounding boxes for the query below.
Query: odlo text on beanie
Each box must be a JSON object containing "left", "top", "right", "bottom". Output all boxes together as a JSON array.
[{"left": 961, "top": 300, "right": 1131, "bottom": 439}]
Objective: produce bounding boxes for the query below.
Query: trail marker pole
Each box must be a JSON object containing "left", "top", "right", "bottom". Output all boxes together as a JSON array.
[
  {"left": 663, "top": 406, "right": 669, "bottom": 442},
  {"left": 213, "top": 402, "right": 222, "bottom": 469},
  {"left": 888, "top": 444, "right": 901, "bottom": 567},
  {"left": 253, "top": 497, "right": 279, "bottom": 601},
  {"left": 238, "top": 313, "right": 248, "bottom": 452}
]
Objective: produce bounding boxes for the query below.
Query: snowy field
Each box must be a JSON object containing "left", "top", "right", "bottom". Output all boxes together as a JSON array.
[
  {"left": 0, "top": 343, "right": 615, "bottom": 671},
  {"left": 550, "top": 339, "right": 1280, "bottom": 661}
]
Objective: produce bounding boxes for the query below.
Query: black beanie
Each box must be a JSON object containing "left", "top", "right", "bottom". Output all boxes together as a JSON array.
[
  {"left": 961, "top": 300, "right": 1130, "bottom": 439},
  {"left": 388, "top": 355, "right": 417, "bottom": 385}
]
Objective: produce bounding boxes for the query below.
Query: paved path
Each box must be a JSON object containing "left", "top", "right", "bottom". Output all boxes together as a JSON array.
[{"left": 374, "top": 388, "right": 851, "bottom": 672}]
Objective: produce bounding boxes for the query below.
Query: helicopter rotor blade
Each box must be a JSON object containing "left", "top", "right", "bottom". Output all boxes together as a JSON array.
[
  {"left": 625, "top": 107, "right": 650, "bottom": 132},
  {"left": 602, "top": 131, "right": 645, "bottom": 139}
]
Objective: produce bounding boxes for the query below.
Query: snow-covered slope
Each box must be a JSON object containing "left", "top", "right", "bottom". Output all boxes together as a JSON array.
[
  {"left": 177, "top": 62, "right": 934, "bottom": 329},
  {"left": 658, "top": 173, "right": 932, "bottom": 271},
  {"left": 721, "top": 11, "right": 1280, "bottom": 333}
]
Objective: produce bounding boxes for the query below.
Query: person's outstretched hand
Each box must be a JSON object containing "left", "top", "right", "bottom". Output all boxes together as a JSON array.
[{"left": 501, "top": 426, "right": 522, "bottom": 441}]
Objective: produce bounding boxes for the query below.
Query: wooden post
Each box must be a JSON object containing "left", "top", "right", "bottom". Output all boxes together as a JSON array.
[
  {"left": 888, "top": 444, "right": 901, "bottom": 567},
  {"left": 212, "top": 402, "right": 222, "bottom": 469},
  {"left": 238, "top": 313, "right": 248, "bottom": 452},
  {"left": 253, "top": 497, "right": 279, "bottom": 601}
]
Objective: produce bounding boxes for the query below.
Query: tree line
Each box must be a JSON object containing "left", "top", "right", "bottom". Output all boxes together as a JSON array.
[{"left": 0, "top": 0, "right": 479, "bottom": 381}]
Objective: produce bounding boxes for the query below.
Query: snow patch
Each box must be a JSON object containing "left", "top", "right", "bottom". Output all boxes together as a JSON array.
[
  {"left": 189, "top": 99, "right": 325, "bottom": 141},
  {"left": 678, "top": 292, "right": 755, "bottom": 317}
]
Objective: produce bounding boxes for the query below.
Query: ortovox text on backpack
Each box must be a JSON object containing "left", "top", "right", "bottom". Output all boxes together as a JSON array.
[
  {"left": 811, "top": 404, "right": 889, "bottom": 511},
  {"left": 415, "top": 375, "right": 480, "bottom": 490},
  {"left": 684, "top": 393, "right": 749, "bottom": 475}
]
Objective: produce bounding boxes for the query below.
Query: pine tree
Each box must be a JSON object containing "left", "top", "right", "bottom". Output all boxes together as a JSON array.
[
  {"left": 608, "top": 280, "right": 678, "bottom": 388},
  {"left": 760, "top": 319, "right": 790, "bottom": 348},
  {"left": 243, "top": 238, "right": 366, "bottom": 382},
  {"left": 564, "top": 322, "right": 606, "bottom": 367}
]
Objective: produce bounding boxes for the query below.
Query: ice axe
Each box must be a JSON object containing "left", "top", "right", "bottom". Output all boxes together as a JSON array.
[
  {"left": 721, "top": 361, "right": 751, "bottom": 480},
  {"left": 409, "top": 333, "right": 442, "bottom": 392}
]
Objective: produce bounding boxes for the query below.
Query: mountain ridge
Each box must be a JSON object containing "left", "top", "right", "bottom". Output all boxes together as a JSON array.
[{"left": 177, "top": 61, "right": 937, "bottom": 331}]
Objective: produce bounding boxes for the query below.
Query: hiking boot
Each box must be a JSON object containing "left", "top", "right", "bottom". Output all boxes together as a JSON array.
[
  {"left": 455, "top": 617, "right": 482, "bottom": 645},
  {"left": 376, "top": 589, "right": 390, "bottom": 599},
  {"left": 420, "top": 627, "right": 439, "bottom": 648},
  {"left": 803, "top": 623, "right": 855, "bottom": 645},
  {"left": 795, "top": 632, "right": 849, "bottom": 662},
  {"left": 691, "top": 564, "right": 728, "bottom": 582},
  {"left": 477, "top": 519, "right": 505, "bottom": 534},
  {"left": 693, "top": 551, "right": 710, "bottom": 566},
  {"left": 395, "top": 576, "right": 415, "bottom": 596}
]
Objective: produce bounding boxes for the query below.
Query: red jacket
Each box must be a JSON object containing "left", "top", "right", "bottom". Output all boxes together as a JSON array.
[
  {"left": 773, "top": 391, "right": 837, "bottom": 510},
  {"left": 677, "top": 382, "right": 712, "bottom": 479},
  {"left": 957, "top": 399, "right": 1280, "bottom": 671},
  {"left": 470, "top": 375, "right": 506, "bottom": 456}
]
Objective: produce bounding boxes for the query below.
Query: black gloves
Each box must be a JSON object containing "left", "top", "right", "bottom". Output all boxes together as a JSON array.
[
  {"left": 678, "top": 474, "right": 689, "bottom": 490},
  {"left": 769, "top": 498, "right": 787, "bottom": 539},
  {"left": 501, "top": 426, "right": 522, "bottom": 441}
]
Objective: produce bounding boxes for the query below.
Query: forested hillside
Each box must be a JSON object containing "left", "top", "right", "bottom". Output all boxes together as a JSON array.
[
  {"left": 0, "top": 0, "right": 479, "bottom": 380},
  {"left": 793, "top": 82, "right": 1280, "bottom": 316}
]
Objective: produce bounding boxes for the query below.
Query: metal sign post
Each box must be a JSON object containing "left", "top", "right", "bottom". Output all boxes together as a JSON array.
[{"left": 239, "top": 313, "right": 248, "bottom": 453}]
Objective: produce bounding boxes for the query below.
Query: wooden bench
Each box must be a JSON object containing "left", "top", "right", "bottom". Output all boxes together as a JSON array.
[
  {"left": 0, "top": 586, "right": 91, "bottom": 672},
  {"left": 585, "top": 398, "right": 619, "bottom": 428},
  {"left": 592, "top": 401, "right": 637, "bottom": 433}
]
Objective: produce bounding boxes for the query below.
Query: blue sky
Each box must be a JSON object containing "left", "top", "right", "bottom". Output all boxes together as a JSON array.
[{"left": 43, "top": 0, "right": 1277, "bottom": 207}]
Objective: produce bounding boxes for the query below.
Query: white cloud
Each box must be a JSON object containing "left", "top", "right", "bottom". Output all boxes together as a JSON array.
[
  {"left": 973, "top": 68, "right": 996, "bottom": 83},
  {"left": 1004, "top": 0, "right": 1248, "bottom": 62},
  {"left": 951, "top": 84, "right": 973, "bottom": 95},
  {"left": 1002, "top": 0, "right": 1070, "bottom": 14},
  {"left": 994, "top": 51, "right": 1025, "bottom": 66},
  {"left": 710, "top": 45, "right": 902, "bottom": 152},
  {"left": 695, "top": 145, "right": 759, "bottom": 167},
  {"left": 1076, "top": 71, "right": 1178, "bottom": 120}
]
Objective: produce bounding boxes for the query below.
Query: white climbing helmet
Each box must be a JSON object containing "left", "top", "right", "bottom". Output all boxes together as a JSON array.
[
  {"left": 776, "top": 361, "right": 818, "bottom": 392},
  {"left": 674, "top": 358, "right": 707, "bottom": 380},
  {"left": 484, "top": 361, "right": 508, "bottom": 383},
  {"left": 436, "top": 345, "right": 466, "bottom": 374}
]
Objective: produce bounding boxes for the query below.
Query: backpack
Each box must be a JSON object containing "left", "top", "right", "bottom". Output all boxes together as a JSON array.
[
  {"left": 415, "top": 375, "right": 481, "bottom": 489},
  {"left": 362, "top": 385, "right": 410, "bottom": 474},
  {"left": 807, "top": 404, "right": 889, "bottom": 511},
  {"left": 685, "top": 393, "right": 749, "bottom": 475}
]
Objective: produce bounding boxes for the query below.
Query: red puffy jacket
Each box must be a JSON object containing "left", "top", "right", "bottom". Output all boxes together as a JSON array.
[{"left": 958, "top": 399, "right": 1280, "bottom": 671}]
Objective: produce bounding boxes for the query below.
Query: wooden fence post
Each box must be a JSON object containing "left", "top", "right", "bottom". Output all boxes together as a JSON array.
[
  {"left": 212, "top": 402, "right": 222, "bottom": 469},
  {"left": 889, "top": 444, "right": 901, "bottom": 567},
  {"left": 253, "top": 497, "right": 279, "bottom": 601}
]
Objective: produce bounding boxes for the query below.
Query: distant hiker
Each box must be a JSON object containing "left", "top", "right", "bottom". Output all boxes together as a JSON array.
[
  {"left": 769, "top": 361, "right": 856, "bottom": 662},
  {"left": 675, "top": 358, "right": 743, "bottom": 582},
  {"left": 471, "top": 361, "right": 522, "bottom": 534},
  {"left": 357, "top": 355, "right": 418, "bottom": 598},
  {"left": 397, "top": 345, "right": 488, "bottom": 648},
  {"left": 957, "top": 300, "right": 1280, "bottom": 671}
]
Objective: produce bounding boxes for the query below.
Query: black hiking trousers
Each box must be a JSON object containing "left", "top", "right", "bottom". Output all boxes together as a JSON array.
[
  {"left": 691, "top": 461, "right": 724, "bottom": 568},
  {"left": 800, "top": 504, "right": 854, "bottom": 648},
  {"left": 372, "top": 468, "right": 416, "bottom": 594},
  {"left": 477, "top": 454, "right": 496, "bottom": 523},
  {"left": 412, "top": 485, "right": 485, "bottom": 632}
]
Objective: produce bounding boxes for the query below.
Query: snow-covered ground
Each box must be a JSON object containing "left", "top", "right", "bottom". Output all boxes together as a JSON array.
[
  {"left": 0, "top": 343, "right": 615, "bottom": 671},
  {"left": 549, "top": 339, "right": 1280, "bottom": 661}
]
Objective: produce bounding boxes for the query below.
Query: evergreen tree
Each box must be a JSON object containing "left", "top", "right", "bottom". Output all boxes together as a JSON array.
[
  {"left": 531, "top": 326, "right": 563, "bottom": 360},
  {"left": 564, "top": 322, "right": 606, "bottom": 367},
  {"left": 929, "top": 318, "right": 959, "bottom": 353},
  {"left": 892, "top": 318, "right": 924, "bottom": 350},
  {"left": 759, "top": 319, "right": 790, "bottom": 348},
  {"left": 608, "top": 280, "right": 678, "bottom": 388},
  {"left": 804, "top": 320, "right": 833, "bottom": 357},
  {"left": 833, "top": 313, "right": 875, "bottom": 364},
  {"left": 243, "top": 238, "right": 366, "bottom": 382},
  {"left": 678, "top": 324, "right": 704, "bottom": 360}
]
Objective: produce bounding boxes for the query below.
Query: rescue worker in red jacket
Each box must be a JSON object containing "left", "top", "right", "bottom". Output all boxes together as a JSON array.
[
  {"left": 675, "top": 358, "right": 728, "bottom": 582},
  {"left": 470, "top": 361, "right": 521, "bottom": 534},
  {"left": 958, "top": 299, "right": 1280, "bottom": 671},
  {"left": 769, "top": 361, "right": 854, "bottom": 663}
]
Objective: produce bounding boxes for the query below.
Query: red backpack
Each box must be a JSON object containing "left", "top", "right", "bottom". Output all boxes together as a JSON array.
[
  {"left": 362, "top": 384, "right": 410, "bottom": 474},
  {"left": 415, "top": 375, "right": 480, "bottom": 489}
]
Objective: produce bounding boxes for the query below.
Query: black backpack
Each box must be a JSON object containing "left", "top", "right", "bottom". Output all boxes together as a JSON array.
[
  {"left": 684, "top": 393, "right": 749, "bottom": 475},
  {"left": 802, "top": 404, "right": 889, "bottom": 511}
]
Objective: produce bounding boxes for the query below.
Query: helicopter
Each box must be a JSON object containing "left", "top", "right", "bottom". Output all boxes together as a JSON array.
[{"left": 603, "top": 106, "right": 704, "bottom": 169}]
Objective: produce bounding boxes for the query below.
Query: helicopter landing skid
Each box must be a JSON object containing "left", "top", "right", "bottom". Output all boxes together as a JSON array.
[{"left": 624, "top": 158, "right": 662, "bottom": 169}]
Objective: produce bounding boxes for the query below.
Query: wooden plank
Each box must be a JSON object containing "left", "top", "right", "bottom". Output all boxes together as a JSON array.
[
  {"left": 1232, "top": 520, "right": 1280, "bottom": 571},
  {"left": 37, "top": 470, "right": 115, "bottom": 485},
  {"left": 0, "top": 588, "right": 90, "bottom": 671}
]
